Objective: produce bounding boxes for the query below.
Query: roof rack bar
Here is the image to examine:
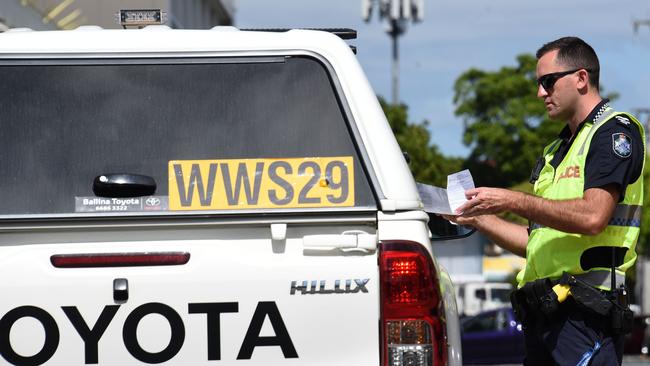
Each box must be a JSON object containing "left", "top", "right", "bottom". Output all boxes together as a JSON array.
[{"left": 240, "top": 28, "right": 357, "bottom": 40}]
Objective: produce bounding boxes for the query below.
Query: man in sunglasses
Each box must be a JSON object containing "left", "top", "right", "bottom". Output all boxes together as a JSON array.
[{"left": 446, "top": 37, "right": 645, "bottom": 365}]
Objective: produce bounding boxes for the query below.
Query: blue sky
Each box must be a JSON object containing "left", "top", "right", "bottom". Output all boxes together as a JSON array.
[{"left": 235, "top": 0, "right": 650, "bottom": 158}]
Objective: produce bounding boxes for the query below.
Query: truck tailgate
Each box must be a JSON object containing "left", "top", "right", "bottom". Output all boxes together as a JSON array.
[{"left": 0, "top": 223, "right": 379, "bottom": 365}]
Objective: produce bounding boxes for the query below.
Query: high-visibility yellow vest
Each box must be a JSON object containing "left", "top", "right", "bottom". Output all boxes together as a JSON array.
[{"left": 517, "top": 108, "right": 646, "bottom": 289}]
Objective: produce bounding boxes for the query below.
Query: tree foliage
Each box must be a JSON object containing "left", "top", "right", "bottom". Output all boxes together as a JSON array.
[
  {"left": 453, "top": 53, "right": 621, "bottom": 188},
  {"left": 379, "top": 97, "right": 463, "bottom": 187},
  {"left": 453, "top": 54, "right": 559, "bottom": 187}
]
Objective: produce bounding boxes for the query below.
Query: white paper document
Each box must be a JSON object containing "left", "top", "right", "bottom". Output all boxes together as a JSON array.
[
  {"left": 416, "top": 169, "right": 475, "bottom": 215},
  {"left": 447, "top": 169, "right": 476, "bottom": 213}
]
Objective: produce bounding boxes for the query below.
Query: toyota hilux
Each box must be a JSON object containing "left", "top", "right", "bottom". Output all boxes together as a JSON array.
[{"left": 0, "top": 14, "right": 469, "bottom": 366}]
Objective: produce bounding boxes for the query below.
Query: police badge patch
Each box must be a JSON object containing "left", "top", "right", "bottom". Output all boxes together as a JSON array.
[{"left": 612, "top": 133, "right": 632, "bottom": 158}]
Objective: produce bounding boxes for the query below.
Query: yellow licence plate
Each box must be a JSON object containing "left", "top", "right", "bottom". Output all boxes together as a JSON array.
[{"left": 168, "top": 157, "right": 355, "bottom": 210}]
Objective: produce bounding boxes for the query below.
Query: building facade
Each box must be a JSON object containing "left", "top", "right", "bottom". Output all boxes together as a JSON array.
[{"left": 1, "top": 0, "right": 235, "bottom": 31}]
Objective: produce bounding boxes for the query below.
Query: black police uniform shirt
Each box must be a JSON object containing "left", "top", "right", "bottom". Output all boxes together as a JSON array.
[{"left": 546, "top": 99, "right": 643, "bottom": 201}]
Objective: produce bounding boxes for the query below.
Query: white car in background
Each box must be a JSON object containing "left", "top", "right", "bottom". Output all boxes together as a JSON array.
[{"left": 456, "top": 282, "right": 513, "bottom": 317}]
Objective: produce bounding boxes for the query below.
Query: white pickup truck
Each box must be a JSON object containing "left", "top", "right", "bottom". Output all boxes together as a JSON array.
[{"left": 0, "top": 17, "right": 470, "bottom": 366}]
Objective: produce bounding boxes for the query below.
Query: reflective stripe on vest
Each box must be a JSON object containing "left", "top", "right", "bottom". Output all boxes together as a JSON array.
[
  {"left": 574, "top": 270, "right": 626, "bottom": 291},
  {"left": 530, "top": 204, "right": 642, "bottom": 231}
]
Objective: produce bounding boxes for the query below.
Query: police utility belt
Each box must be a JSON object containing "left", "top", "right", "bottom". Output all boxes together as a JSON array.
[{"left": 510, "top": 271, "right": 633, "bottom": 335}]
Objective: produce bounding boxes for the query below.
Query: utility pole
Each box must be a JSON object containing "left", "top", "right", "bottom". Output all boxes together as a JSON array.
[
  {"left": 362, "top": 0, "right": 423, "bottom": 106},
  {"left": 632, "top": 21, "right": 650, "bottom": 149},
  {"left": 633, "top": 19, "right": 650, "bottom": 34}
]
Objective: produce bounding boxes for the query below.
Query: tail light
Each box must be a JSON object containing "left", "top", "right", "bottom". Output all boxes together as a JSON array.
[
  {"left": 380, "top": 241, "right": 447, "bottom": 366},
  {"left": 51, "top": 252, "right": 190, "bottom": 268}
]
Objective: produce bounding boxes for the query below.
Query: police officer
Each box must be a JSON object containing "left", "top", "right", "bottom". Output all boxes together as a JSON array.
[{"left": 447, "top": 37, "right": 645, "bottom": 365}]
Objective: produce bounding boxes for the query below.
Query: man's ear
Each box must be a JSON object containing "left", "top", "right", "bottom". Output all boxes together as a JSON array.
[{"left": 576, "top": 69, "right": 590, "bottom": 90}]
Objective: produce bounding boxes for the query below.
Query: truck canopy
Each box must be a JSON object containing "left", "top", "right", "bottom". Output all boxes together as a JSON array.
[
  {"left": 0, "top": 55, "right": 376, "bottom": 217},
  {"left": 0, "top": 27, "right": 422, "bottom": 215}
]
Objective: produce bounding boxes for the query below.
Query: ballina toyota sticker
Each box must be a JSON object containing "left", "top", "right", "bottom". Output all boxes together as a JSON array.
[{"left": 75, "top": 196, "right": 168, "bottom": 212}]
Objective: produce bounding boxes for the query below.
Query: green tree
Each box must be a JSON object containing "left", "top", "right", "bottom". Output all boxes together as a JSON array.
[
  {"left": 453, "top": 53, "right": 619, "bottom": 188},
  {"left": 379, "top": 97, "right": 463, "bottom": 187},
  {"left": 453, "top": 54, "right": 559, "bottom": 187},
  {"left": 637, "top": 167, "right": 650, "bottom": 255}
]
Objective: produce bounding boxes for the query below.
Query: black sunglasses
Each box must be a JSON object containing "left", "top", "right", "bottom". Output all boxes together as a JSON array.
[{"left": 537, "top": 68, "right": 591, "bottom": 91}]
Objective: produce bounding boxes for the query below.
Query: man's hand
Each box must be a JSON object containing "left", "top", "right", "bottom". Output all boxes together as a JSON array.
[
  {"left": 440, "top": 212, "right": 529, "bottom": 257},
  {"left": 455, "top": 187, "right": 519, "bottom": 217},
  {"left": 454, "top": 185, "right": 618, "bottom": 236},
  {"left": 440, "top": 214, "right": 479, "bottom": 228}
]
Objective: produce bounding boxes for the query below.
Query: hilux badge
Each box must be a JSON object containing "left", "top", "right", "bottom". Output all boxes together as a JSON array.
[{"left": 290, "top": 279, "right": 370, "bottom": 295}]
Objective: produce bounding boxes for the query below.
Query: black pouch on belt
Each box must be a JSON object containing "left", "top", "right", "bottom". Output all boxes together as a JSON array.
[
  {"left": 512, "top": 278, "right": 560, "bottom": 322},
  {"left": 611, "top": 304, "right": 634, "bottom": 335},
  {"left": 510, "top": 289, "right": 528, "bottom": 323},
  {"left": 611, "top": 284, "right": 634, "bottom": 335},
  {"left": 532, "top": 278, "right": 559, "bottom": 317}
]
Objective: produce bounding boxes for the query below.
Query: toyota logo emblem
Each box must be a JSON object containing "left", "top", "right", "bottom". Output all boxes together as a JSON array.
[{"left": 146, "top": 197, "right": 161, "bottom": 206}]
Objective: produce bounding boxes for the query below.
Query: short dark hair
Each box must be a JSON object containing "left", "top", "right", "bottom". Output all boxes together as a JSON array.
[{"left": 536, "top": 36, "right": 600, "bottom": 90}]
